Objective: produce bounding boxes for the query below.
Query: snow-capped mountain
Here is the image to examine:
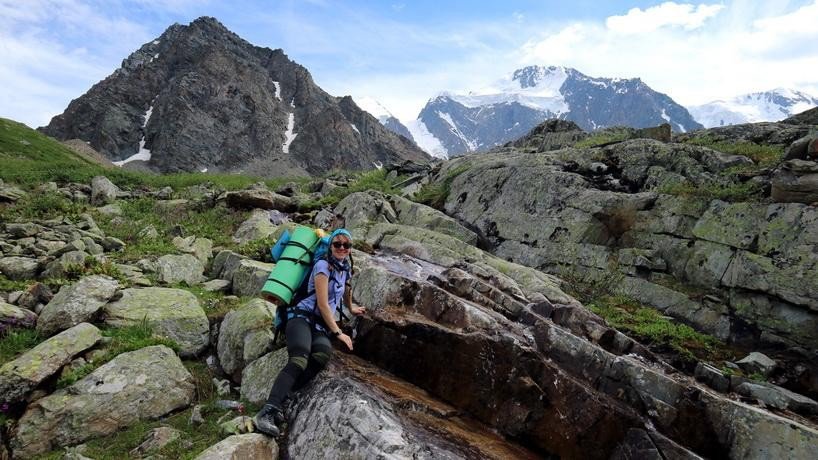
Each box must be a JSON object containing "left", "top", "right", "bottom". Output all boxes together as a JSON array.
[
  {"left": 409, "top": 65, "right": 702, "bottom": 158},
  {"left": 688, "top": 89, "right": 818, "bottom": 128},
  {"left": 356, "top": 96, "right": 415, "bottom": 143}
]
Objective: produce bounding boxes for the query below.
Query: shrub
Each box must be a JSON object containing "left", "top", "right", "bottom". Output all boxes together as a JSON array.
[
  {"left": 574, "top": 131, "right": 630, "bottom": 148},
  {"left": 0, "top": 329, "right": 42, "bottom": 366},
  {"left": 683, "top": 135, "right": 784, "bottom": 167},
  {"left": 414, "top": 164, "right": 470, "bottom": 209},
  {"left": 657, "top": 179, "right": 762, "bottom": 203},
  {"left": 588, "top": 294, "right": 724, "bottom": 362}
]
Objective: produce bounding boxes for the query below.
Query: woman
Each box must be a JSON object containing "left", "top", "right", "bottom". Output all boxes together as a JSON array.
[{"left": 255, "top": 228, "right": 366, "bottom": 436}]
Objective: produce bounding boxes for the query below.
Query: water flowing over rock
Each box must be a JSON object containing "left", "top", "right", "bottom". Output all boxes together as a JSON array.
[
  {"left": 36, "top": 275, "right": 119, "bottom": 336},
  {"left": 103, "top": 287, "right": 210, "bottom": 357},
  {"left": 288, "top": 354, "right": 542, "bottom": 459},
  {"left": 194, "top": 433, "right": 278, "bottom": 460},
  {"left": 330, "top": 243, "right": 818, "bottom": 458},
  {"left": 11, "top": 345, "right": 194, "bottom": 458}
]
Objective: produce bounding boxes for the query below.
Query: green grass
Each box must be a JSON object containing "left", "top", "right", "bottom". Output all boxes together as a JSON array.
[
  {"left": 413, "top": 164, "right": 470, "bottom": 209},
  {"left": 0, "top": 118, "right": 103, "bottom": 187},
  {"left": 0, "top": 117, "right": 306, "bottom": 194},
  {"left": 299, "top": 168, "right": 407, "bottom": 211},
  {"left": 61, "top": 256, "right": 130, "bottom": 286},
  {"left": 0, "top": 329, "right": 43, "bottom": 366},
  {"left": 0, "top": 192, "right": 87, "bottom": 221},
  {"left": 683, "top": 135, "right": 785, "bottom": 167},
  {"left": 657, "top": 179, "right": 763, "bottom": 203},
  {"left": 575, "top": 131, "right": 631, "bottom": 148},
  {"left": 56, "top": 322, "right": 180, "bottom": 388},
  {"left": 96, "top": 197, "right": 246, "bottom": 262},
  {"left": 0, "top": 274, "right": 31, "bottom": 292},
  {"left": 588, "top": 294, "right": 724, "bottom": 362},
  {"left": 235, "top": 235, "right": 278, "bottom": 262},
  {"left": 173, "top": 284, "right": 245, "bottom": 322}
]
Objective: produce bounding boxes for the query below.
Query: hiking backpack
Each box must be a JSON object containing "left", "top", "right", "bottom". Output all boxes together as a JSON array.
[{"left": 270, "top": 233, "right": 352, "bottom": 342}]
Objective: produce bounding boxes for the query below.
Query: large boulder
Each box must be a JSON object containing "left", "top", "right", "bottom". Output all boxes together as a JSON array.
[
  {"left": 0, "top": 301, "right": 38, "bottom": 330},
  {"left": 335, "top": 191, "right": 478, "bottom": 244},
  {"left": 194, "top": 434, "right": 278, "bottom": 460},
  {"left": 217, "top": 299, "right": 277, "bottom": 381},
  {"left": 0, "top": 257, "right": 40, "bottom": 280},
  {"left": 172, "top": 236, "right": 213, "bottom": 265},
  {"left": 230, "top": 259, "right": 273, "bottom": 297},
  {"left": 771, "top": 160, "right": 818, "bottom": 204},
  {"left": 155, "top": 254, "right": 205, "bottom": 285},
  {"left": 103, "top": 288, "right": 209, "bottom": 357},
  {"left": 224, "top": 189, "right": 294, "bottom": 212},
  {"left": 36, "top": 276, "right": 119, "bottom": 336},
  {"left": 232, "top": 209, "right": 278, "bottom": 244},
  {"left": 240, "top": 348, "right": 288, "bottom": 404},
  {"left": 0, "top": 323, "right": 101, "bottom": 404},
  {"left": 90, "top": 175, "right": 121, "bottom": 205},
  {"left": 11, "top": 345, "right": 194, "bottom": 459},
  {"left": 350, "top": 255, "right": 818, "bottom": 459}
]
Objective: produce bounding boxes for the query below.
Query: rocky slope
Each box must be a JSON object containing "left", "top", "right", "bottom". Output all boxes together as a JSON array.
[
  {"left": 1, "top": 117, "right": 818, "bottom": 457},
  {"left": 40, "top": 17, "right": 429, "bottom": 177},
  {"left": 410, "top": 111, "right": 818, "bottom": 397}
]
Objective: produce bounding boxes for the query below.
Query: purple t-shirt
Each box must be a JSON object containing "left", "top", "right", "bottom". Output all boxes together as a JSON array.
[{"left": 295, "top": 259, "right": 348, "bottom": 329}]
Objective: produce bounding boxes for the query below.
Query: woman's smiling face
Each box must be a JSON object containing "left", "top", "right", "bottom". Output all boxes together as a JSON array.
[{"left": 330, "top": 235, "right": 351, "bottom": 259}]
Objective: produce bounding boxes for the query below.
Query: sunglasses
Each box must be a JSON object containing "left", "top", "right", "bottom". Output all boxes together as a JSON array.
[{"left": 332, "top": 242, "right": 352, "bottom": 249}]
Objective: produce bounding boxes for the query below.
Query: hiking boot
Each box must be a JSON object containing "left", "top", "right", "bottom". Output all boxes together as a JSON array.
[{"left": 254, "top": 404, "right": 283, "bottom": 437}]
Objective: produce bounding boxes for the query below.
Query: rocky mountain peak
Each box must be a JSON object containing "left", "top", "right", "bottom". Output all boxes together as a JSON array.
[
  {"left": 511, "top": 65, "right": 567, "bottom": 89},
  {"left": 40, "top": 17, "right": 429, "bottom": 177}
]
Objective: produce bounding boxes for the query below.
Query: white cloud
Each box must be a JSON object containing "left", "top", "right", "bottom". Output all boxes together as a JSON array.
[
  {"left": 606, "top": 2, "right": 725, "bottom": 34},
  {"left": 518, "top": 1, "right": 818, "bottom": 106}
]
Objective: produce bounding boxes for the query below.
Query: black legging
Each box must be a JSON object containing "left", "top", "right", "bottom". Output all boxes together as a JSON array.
[{"left": 265, "top": 317, "right": 333, "bottom": 408}]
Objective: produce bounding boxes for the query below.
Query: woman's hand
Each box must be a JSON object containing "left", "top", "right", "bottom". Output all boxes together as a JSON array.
[
  {"left": 349, "top": 304, "right": 367, "bottom": 316},
  {"left": 338, "top": 332, "right": 353, "bottom": 351}
]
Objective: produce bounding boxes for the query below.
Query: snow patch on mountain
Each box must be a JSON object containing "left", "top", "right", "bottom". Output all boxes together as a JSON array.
[
  {"left": 437, "top": 111, "right": 477, "bottom": 151},
  {"left": 356, "top": 96, "right": 395, "bottom": 122},
  {"left": 689, "top": 88, "right": 818, "bottom": 128},
  {"left": 449, "top": 65, "right": 569, "bottom": 115},
  {"left": 406, "top": 119, "right": 447, "bottom": 159}
]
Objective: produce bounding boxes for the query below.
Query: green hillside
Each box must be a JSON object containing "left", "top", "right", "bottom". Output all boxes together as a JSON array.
[
  {"left": 0, "top": 117, "right": 106, "bottom": 185},
  {"left": 0, "top": 117, "right": 296, "bottom": 191}
]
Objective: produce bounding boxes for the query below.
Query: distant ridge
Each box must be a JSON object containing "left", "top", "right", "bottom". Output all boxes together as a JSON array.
[{"left": 407, "top": 65, "right": 701, "bottom": 158}]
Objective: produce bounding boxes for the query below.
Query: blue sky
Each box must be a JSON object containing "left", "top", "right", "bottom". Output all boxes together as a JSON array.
[{"left": 1, "top": 0, "right": 817, "bottom": 128}]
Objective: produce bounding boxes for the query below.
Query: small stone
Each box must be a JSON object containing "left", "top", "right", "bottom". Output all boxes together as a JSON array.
[
  {"left": 201, "top": 279, "right": 231, "bottom": 293},
  {"left": 190, "top": 404, "right": 205, "bottom": 425},
  {"left": 737, "top": 352, "right": 777, "bottom": 377}
]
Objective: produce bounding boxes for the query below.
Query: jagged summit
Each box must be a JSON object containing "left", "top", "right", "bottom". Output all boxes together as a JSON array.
[
  {"left": 40, "top": 17, "right": 429, "bottom": 177},
  {"left": 407, "top": 65, "right": 700, "bottom": 158}
]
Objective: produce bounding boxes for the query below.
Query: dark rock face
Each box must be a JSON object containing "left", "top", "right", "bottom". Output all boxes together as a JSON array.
[
  {"left": 782, "top": 106, "right": 818, "bottom": 125},
  {"left": 380, "top": 116, "right": 414, "bottom": 143},
  {"left": 418, "top": 96, "right": 549, "bottom": 157},
  {"left": 40, "top": 17, "right": 429, "bottom": 177},
  {"left": 434, "top": 137, "right": 818, "bottom": 394},
  {"left": 559, "top": 68, "right": 701, "bottom": 133}
]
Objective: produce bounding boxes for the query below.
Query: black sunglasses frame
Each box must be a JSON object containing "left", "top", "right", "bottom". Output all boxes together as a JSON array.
[{"left": 332, "top": 242, "right": 352, "bottom": 249}]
